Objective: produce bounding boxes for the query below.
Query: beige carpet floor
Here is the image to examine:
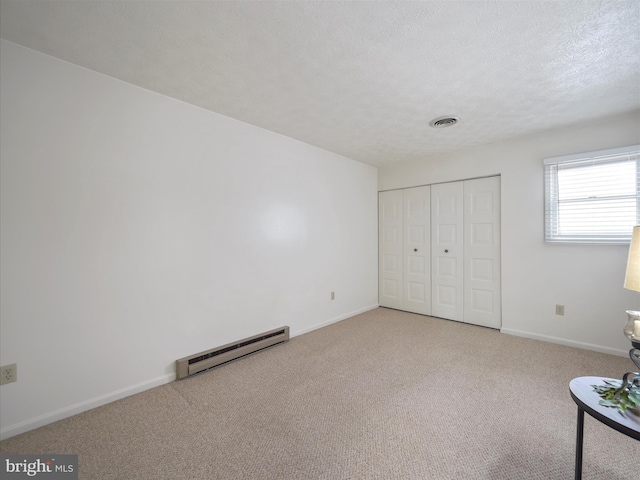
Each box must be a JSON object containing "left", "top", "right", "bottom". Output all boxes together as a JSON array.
[{"left": 1, "top": 307, "right": 639, "bottom": 479}]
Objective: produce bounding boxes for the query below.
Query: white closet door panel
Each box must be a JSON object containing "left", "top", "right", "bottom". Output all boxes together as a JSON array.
[
  {"left": 403, "top": 186, "right": 431, "bottom": 315},
  {"left": 464, "top": 177, "right": 501, "bottom": 328},
  {"left": 379, "top": 190, "right": 403, "bottom": 309},
  {"left": 431, "top": 182, "right": 464, "bottom": 321}
]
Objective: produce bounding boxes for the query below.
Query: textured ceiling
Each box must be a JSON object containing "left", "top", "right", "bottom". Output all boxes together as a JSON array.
[{"left": 1, "top": 0, "right": 639, "bottom": 167}]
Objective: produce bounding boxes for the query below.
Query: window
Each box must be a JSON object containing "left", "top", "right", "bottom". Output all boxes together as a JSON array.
[{"left": 544, "top": 145, "right": 640, "bottom": 244}]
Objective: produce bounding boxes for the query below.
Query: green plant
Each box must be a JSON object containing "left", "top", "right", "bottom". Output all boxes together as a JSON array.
[{"left": 592, "top": 378, "right": 640, "bottom": 414}]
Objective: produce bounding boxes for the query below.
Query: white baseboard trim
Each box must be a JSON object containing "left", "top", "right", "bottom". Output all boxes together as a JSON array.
[
  {"left": 291, "top": 304, "right": 380, "bottom": 338},
  {"left": 500, "top": 328, "right": 628, "bottom": 358},
  {"left": 0, "top": 373, "right": 176, "bottom": 441}
]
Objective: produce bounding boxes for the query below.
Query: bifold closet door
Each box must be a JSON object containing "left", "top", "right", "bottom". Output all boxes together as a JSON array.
[
  {"left": 463, "top": 176, "right": 501, "bottom": 328},
  {"left": 379, "top": 187, "right": 431, "bottom": 315},
  {"left": 431, "top": 176, "right": 501, "bottom": 328}
]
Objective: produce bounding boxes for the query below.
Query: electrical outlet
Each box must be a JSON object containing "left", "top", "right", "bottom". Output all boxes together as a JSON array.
[
  {"left": 0, "top": 364, "right": 17, "bottom": 385},
  {"left": 555, "top": 304, "right": 565, "bottom": 316},
  {"left": 331, "top": 291, "right": 335, "bottom": 300}
]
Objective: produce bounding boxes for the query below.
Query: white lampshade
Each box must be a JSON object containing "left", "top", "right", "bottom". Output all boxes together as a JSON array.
[{"left": 625, "top": 226, "right": 640, "bottom": 293}]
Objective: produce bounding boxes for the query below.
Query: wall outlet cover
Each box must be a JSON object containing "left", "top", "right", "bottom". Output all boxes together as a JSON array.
[{"left": 0, "top": 363, "right": 17, "bottom": 385}]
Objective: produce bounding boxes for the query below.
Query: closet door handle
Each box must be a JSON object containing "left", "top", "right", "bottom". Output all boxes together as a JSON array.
[
  {"left": 414, "top": 248, "right": 418, "bottom": 252},
  {"left": 445, "top": 249, "right": 449, "bottom": 253}
]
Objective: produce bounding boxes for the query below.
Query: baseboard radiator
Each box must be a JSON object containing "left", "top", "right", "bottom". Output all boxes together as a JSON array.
[{"left": 176, "top": 326, "right": 290, "bottom": 379}]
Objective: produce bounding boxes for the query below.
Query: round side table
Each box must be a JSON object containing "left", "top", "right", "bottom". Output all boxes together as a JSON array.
[{"left": 569, "top": 376, "right": 640, "bottom": 480}]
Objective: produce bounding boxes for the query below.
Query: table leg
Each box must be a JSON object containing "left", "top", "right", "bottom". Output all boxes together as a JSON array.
[{"left": 575, "top": 406, "right": 584, "bottom": 480}]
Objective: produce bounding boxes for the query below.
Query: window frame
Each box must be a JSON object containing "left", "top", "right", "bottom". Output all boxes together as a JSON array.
[{"left": 543, "top": 145, "right": 640, "bottom": 245}]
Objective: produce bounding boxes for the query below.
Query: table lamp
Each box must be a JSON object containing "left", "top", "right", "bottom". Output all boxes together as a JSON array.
[
  {"left": 623, "top": 225, "right": 640, "bottom": 370},
  {"left": 590, "top": 227, "right": 640, "bottom": 413}
]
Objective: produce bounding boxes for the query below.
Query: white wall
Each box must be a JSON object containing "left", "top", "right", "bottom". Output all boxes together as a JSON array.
[
  {"left": 379, "top": 110, "right": 640, "bottom": 357},
  {"left": 0, "top": 40, "right": 378, "bottom": 439}
]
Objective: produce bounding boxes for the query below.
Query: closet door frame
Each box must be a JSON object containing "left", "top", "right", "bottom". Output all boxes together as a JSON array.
[{"left": 379, "top": 176, "right": 501, "bottom": 329}]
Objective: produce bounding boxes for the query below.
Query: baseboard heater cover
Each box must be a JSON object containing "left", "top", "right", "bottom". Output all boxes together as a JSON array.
[{"left": 176, "top": 326, "right": 289, "bottom": 379}]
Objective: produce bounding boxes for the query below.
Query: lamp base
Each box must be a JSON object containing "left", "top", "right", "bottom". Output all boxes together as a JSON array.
[
  {"left": 624, "top": 310, "right": 640, "bottom": 348},
  {"left": 625, "top": 348, "right": 640, "bottom": 393},
  {"left": 631, "top": 348, "right": 640, "bottom": 370},
  {"left": 618, "top": 371, "right": 640, "bottom": 394}
]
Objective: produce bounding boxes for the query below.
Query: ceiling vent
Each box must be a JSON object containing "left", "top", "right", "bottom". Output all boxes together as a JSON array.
[{"left": 429, "top": 116, "right": 459, "bottom": 128}]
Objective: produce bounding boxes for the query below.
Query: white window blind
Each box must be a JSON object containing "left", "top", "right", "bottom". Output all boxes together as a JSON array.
[{"left": 544, "top": 145, "right": 640, "bottom": 244}]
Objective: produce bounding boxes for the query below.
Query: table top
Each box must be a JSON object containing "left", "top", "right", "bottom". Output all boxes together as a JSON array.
[{"left": 570, "top": 376, "right": 640, "bottom": 440}]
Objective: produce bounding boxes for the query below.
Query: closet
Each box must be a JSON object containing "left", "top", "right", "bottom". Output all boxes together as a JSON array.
[{"left": 379, "top": 176, "right": 501, "bottom": 329}]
